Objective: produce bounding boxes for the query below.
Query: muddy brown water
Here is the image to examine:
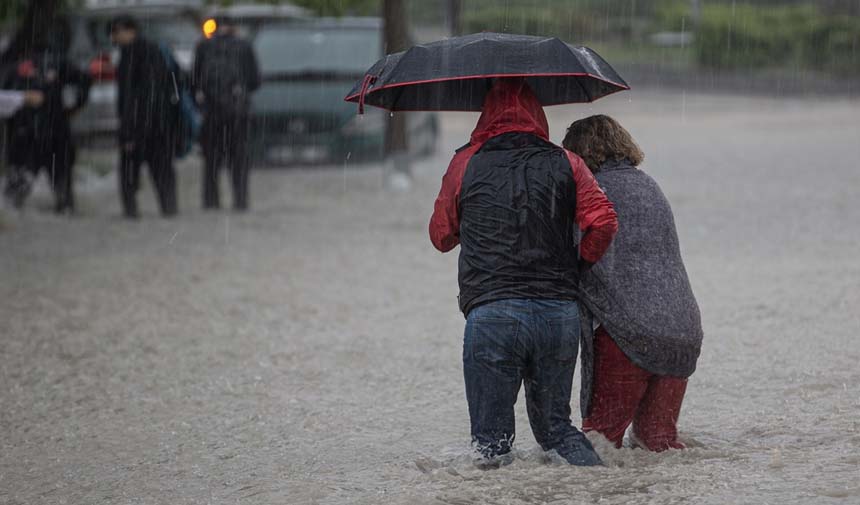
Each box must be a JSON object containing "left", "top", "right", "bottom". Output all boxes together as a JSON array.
[{"left": 2, "top": 91, "right": 859, "bottom": 504}]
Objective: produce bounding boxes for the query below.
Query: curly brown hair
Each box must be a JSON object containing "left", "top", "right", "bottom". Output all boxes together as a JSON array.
[{"left": 562, "top": 115, "right": 644, "bottom": 172}]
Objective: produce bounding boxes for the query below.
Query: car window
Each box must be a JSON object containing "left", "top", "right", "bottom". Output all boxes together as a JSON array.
[
  {"left": 254, "top": 26, "right": 380, "bottom": 75},
  {"left": 67, "top": 17, "right": 96, "bottom": 64},
  {"left": 143, "top": 18, "right": 200, "bottom": 48},
  {"left": 86, "top": 17, "right": 113, "bottom": 52}
]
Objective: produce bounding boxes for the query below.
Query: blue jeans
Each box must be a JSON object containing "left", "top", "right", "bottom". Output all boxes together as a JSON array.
[{"left": 463, "top": 299, "right": 602, "bottom": 466}]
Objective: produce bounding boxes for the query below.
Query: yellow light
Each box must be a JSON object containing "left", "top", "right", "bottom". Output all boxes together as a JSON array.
[{"left": 203, "top": 18, "right": 217, "bottom": 39}]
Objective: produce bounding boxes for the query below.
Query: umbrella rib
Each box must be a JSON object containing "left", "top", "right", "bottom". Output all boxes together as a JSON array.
[
  {"left": 573, "top": 74, "right": 593, "bottom": 103},
  {"left": 391, "top": 82, "right": 408, "bottom": 111}
]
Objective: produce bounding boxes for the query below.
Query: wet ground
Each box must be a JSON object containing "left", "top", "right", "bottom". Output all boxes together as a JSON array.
[{"left": 2, "top": 91, "right": 859, "bottom": 504}]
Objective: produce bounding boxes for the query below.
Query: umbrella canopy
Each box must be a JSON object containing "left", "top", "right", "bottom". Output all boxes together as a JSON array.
[{"left": 345, "top": 32, "right": 629, "bottom": 113}]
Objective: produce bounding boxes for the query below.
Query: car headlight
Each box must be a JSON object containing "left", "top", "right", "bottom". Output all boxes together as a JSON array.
[{"left": 341, "top": 110, "right": 386, "bottom": 136}]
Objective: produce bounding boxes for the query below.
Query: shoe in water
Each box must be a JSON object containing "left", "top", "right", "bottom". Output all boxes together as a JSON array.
[{"left": 556, "top": 432, "right": 604, "bottom": 466}]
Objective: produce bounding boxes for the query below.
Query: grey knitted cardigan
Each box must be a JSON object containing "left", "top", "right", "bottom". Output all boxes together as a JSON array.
[{"left": 579, "top": 159, "right": 703, "bottom": 417}]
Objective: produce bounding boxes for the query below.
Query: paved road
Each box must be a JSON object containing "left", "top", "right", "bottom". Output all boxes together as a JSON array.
[{"left": 2, "top": 91, "right": 859, "bottom": 504}]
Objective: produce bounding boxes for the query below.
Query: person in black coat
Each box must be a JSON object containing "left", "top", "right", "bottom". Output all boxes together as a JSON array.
[
  {"left": 429, "top": 79, "right": 619, "bottom": 466},
  {"left": 110, "top": 15, "right": 179, "bottom": 218},
  {"left": 192, "top": 16, "right": 260, "bottom": 211},
  {"left": 1, "top": 17, "right": 90, "bottom": 213}
]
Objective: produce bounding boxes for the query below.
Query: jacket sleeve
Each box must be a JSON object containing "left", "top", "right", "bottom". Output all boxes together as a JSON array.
[
  {"left": 117, "top": 55, "right": 138, "bottom": 143},
  {"left": 245, "top": 42, "right": 261, "bottom": 93},
  {"left": 61, "top": 60, "right": 91, "bottom": 113},
  {"left": 429, "top": 145, "right": 476, "bottom": 252},
  {"left": 191, "top": 40, "right": 205, "bottom": 99},
  {"left": 565, "top": 150, "right": 618, "bottom": 263}
]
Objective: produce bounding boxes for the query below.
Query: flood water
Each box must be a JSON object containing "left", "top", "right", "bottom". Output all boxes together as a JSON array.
[{"left": 2, "top": 91, "right": 859, "bottom": 504}]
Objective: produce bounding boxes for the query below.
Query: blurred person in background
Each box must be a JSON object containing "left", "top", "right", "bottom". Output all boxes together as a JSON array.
[
  {"left": 192, "top": 16, "right": 260, "bottom": 212},
  {"left": 563, "top": 115, "right": 703, "bottom": 452},
  {"left": 1, "top": 16, "right": 90, "bottom": 214},
  {"left": 429, "top": 78, "right": 618, "bottom": 467},
  {"left": 110, "top": 15, "right": 180, "bottom": 219}
]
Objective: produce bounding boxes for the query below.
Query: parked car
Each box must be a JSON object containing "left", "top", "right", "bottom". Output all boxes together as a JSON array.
[
  {"left": 249, "top": 17, "right": 438, "bottom": 166},
  {"left": 66, "top": 1, "right": 204, "bottom": 142}
]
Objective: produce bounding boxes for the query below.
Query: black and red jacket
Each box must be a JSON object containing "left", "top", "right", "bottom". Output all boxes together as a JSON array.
[{"left": 429, "top": 79, "right": 618, "bottom": 315}]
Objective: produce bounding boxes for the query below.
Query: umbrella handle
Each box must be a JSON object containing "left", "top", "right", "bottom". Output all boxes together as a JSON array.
[{"left": 357, "top": 74, "right": 377, "bottom": 115}]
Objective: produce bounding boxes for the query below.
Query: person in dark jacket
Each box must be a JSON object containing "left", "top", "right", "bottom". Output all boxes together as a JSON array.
[
  {"left": 1, "top": 17, "right": 90, "bottom": 214},
  {"left": 563, "top": 115, "right": 703, "bottom": 452},
  {"left": 192, "top": 16, "right": 260, "bottom": 211},
  {"left": 429, "top": 78, "right": 618, "bottom": 466},
  {"left": 110, "top": 15, "right": 179, "bottom": 218}
]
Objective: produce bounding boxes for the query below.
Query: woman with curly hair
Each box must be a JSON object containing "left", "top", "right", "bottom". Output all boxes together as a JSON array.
[{"left": 563, "top": 115, "right": 703, "bottom": 452}]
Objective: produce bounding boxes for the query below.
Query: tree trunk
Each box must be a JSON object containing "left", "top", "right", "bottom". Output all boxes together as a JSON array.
[
  {"left": 448, "top": 0, "right": 462, "bottom": 36},
  {"left": 690, "top": 0, "right": 702, "bottom": 26},
  {"left": 382, "top": 0, "right": 410, "bottom": 176}
]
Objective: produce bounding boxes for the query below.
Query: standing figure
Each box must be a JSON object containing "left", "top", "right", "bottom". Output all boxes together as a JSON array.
[
  {"left": 2, "top": 18, "right": 90, "bottom": 214},
  {"left": 562, "top": 115, "right": 703, "bottom": 452},
  {"left": 192, "top": 16, "right": 260, "bottom": 211},
  {"left": 110, "top": 15, "right": 180, "bottom": 218},
  {"left": 429, "top": 79, "right": 618, "bottom": 466}
]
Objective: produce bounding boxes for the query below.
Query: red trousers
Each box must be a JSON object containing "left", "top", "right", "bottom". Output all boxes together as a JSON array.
[{"left": 582, "top": 327, "right": 687, "bottom": 452}]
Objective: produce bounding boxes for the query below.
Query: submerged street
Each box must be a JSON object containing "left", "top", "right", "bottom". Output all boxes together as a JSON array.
[{"left": 2, "top": 91, "right": 860, "bottom": 504}]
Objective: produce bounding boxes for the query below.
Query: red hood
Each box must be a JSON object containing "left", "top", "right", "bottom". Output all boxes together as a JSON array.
[{"left": 470, "top": 78, "right": 549, "bottom": 145}]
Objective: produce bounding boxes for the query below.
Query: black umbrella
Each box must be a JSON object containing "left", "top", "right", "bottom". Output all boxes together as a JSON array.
[{"left": 345, "top": 32, "right": 629, "bottom": 113}]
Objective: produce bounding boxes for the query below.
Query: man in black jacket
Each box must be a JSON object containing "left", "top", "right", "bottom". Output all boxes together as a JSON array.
[
  {"left": 110, "top": 15, "right": 179, "bottom": 218},
  {"left": 192, "top": 17, "right": 260, "bottom": 211},
  {"left": 430, "top": 79, "right": 619, "bottom": 466}
]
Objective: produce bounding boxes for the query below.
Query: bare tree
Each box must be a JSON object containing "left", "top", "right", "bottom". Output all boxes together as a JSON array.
[
  {"left": 690, "top": 0, "right": 702, "bottom": 26},
  {"left": 448, "top": 0, "right": 462, "bottom": 36},
  {"left": 382, "top": 0, "right": 410, "bottom": 179}
]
